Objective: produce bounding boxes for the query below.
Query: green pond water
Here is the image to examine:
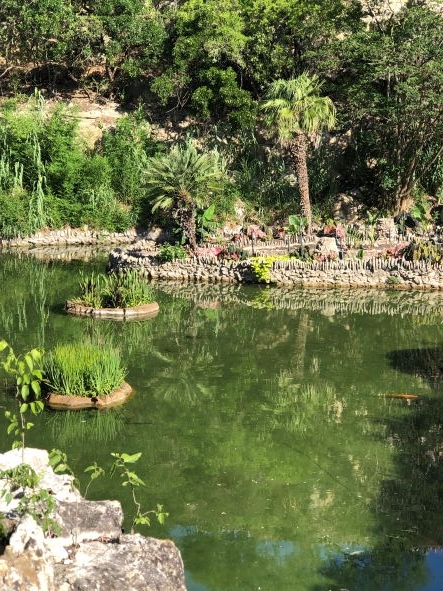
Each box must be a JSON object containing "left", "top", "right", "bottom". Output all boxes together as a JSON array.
[{"left": 2, "top": 252, "right": 443, "bottom": 590}]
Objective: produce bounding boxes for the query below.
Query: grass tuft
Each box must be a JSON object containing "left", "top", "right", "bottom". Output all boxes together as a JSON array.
[
  {"left": 73, "top": 270, "right": 154, "bottom": 309},
  {"left": 44, "top": 343, "right": 126, "bottom": 397}
]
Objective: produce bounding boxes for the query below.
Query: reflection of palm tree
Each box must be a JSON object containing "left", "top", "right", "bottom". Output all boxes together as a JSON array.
[
  {"left": 150, "top": 345, "right": 221, "bottom": 406},
  {"left": 261, "top": 376, "right": 338, "bottom": 434},
  {"left": 293, "top": 311, "right": 310, "bottom": 376}
]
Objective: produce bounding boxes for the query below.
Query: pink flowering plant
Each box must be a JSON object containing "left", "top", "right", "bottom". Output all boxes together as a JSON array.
[
  {"left": 216, "top": 244, "right": 247, "bottom": 261},
  {"left": 380, "top": 243, "right": 408, "bottom": 260},
  {"left": 246, "top": 225, "right": 267, "bottom": 241}
]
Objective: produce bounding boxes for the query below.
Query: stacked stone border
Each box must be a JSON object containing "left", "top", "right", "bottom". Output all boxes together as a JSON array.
[
  {"left": 0, "top": 227, "right": 140, "bottom": 248},
  {"left": 45, "top": 381, "right": 133, "bottom": 410},
  {"left": 109, "top": 245, "right": 443, "bottom": 291}
]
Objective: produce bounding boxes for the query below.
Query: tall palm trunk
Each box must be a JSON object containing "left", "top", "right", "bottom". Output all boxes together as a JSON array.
[{"left": 289, "top": 133, "right": 312, "bottom": 235}]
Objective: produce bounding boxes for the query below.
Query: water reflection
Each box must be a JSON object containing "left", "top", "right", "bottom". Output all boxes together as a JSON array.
[
  {"left": 46, "top": 409, "right": 126, "bottom": 446},
  {"left": 2, "top": 253, "right": 443, "bottom": 590},
  {"left": 388, "top": 347, "right": 443, "bottom": 386},
  {"left": 312, "top": 347, "right": 443, "bottom": 590}
]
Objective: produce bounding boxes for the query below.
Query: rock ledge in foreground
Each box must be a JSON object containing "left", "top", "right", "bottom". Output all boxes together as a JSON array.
[{"left": 0, "top": 448, "right": 186, "bottom": 591}]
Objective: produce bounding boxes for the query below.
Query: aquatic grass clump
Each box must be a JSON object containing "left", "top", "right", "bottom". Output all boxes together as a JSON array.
[
  {"left": 44, "top": 343, "right": 126, "bottom": 397},
  {"left": 74, "top": 270, "right": 154, "bottom": 309}
]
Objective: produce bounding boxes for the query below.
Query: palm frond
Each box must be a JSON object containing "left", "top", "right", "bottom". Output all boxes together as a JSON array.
[{"left": 261, "top": 73, "right": 336, "bottom": 138}]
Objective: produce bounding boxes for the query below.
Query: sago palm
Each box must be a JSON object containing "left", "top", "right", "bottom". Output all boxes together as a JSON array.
[
  {"left": 145, "top": 139, "right": 225, "bottom": 251},
  {"left": 261, "top": 73, "right": 336, "bottom": 234}
]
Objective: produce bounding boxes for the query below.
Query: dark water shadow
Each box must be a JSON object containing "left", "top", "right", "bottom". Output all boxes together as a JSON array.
[
  {"left": 387, "top": 347, "right": 443, "bottom": 387},
  {"left": 308, "top": 348, "right": 443, "bottom": 591}
]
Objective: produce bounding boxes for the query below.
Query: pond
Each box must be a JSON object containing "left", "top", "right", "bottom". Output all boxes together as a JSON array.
[{"left": 1, "top": 251, "right": 443, "bottom": 591}]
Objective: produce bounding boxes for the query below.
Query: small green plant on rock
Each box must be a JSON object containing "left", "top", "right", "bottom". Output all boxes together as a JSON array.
[
  {"left": 81, "top": 452, "right": 168, "bottom": 533},
  {"left": 0, "top": 339, "right": 61, "bottom": 536},
  {"left": 0, "top": 340, "right": 44, "bottom": 456},
  {"left": 0, "top": 463, "right": 60, "bottom": 536},
  {"left": 110, "top": 452, "right": 168, "bottom": 533},
  {"left": 157, "top": 243, "right": 188, "bottom": 262}
]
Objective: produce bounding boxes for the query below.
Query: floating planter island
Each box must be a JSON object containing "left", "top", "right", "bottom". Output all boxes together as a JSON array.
[
  {"left": 65, "top": 300, "right": 159, "bottom": 319},
  {"left": 44, "top": 342, "right": 132, "bottom": 411},
  {"left": 45, "top": 381, "right": 133, "bottom": 410}
]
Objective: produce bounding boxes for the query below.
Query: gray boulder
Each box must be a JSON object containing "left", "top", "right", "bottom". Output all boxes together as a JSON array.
[{"left": 0, "top": 448, "right": 186, "bottom": 591}]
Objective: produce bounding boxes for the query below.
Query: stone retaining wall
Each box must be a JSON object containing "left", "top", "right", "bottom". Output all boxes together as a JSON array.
[
  {"left": 108, "top": 245, "right": 443, "bottom": 291},
  {"left": 0, "top": 227, "right": 140, "bottom": 248}
]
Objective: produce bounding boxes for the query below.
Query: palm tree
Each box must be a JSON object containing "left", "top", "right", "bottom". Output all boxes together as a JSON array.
[
  {"left": 145, "top": 139, "right": 225, "bottom": 252},
  {"left": 261, "top": 73, "right": 336, "bottom": 234}
]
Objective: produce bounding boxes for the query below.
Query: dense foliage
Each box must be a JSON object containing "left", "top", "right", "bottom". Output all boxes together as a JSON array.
[{"left": 0, "top": 0, "right": 443, "bottom": 240}]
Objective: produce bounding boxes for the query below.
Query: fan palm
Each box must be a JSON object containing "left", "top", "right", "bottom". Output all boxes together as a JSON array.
[
  {"left": 261, "top": 73, "right": 336, "bottom": 234},
  {"left": 145, "top": 139, "right": 225, "bottom": 251}
]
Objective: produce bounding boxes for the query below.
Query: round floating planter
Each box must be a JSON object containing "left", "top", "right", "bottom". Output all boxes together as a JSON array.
[
  {"left": 65, "top": 300, "right": 159, "bottom": 320},
  {"left": 45, "top": 381, "right": 133, "bottom": 410}
]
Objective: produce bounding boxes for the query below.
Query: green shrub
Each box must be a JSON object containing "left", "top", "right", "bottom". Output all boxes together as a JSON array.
[
  {"left": 0, "top": 190, "right": 31, "bottom": 238},
  {"left": 400, "top": 240, "right": 443, "bottom": 263},
  {"left": 99, "top": 113, "right": 162, "bottom": 207},
  {"left": 0, "top": 96, "right": 135, "bottom": 234},
  {"left": 104, "top": 271, "right": 154, "bottom": 308},
  {"left": 74, "top": 270, "right": 154, "bottom": 308},
  {"left": 157, "top": 243, "right": 188, "bottom": 262},
  {"left": 44, "top": 343, "right": 126, "bottom": 397}
]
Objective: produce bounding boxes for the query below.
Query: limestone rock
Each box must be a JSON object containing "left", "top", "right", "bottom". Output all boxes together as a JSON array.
[
  {"left": 0, "top": 516, "right": 55, "bottom": 591},
  {"left": 332, "top": 193, "right": 365, "bottom": 223},
  {"left": 0, "top": 448, "right": 187, "bottom": 591},
  {"left": 315, "top": 236, "right": 339, "bottom": 256},
  {"left": 55, "top": 499, "right": 123, "bottom": 545},
  {"left": 55, "top": 536, "right": 186, "bottom": 591}
]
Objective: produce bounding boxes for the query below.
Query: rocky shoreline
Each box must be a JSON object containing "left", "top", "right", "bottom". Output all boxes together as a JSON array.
[
  {"left": 3, "top": 226, "right": 443, "bottom": 291},
  {"left": 0, "top": 448, "right": 186, "bottom": 591},
  {"left": 108, "top": 241, "right": 443, "bottom": 291}
]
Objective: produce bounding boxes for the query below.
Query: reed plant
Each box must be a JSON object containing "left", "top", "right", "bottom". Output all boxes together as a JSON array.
[
  {"left": 44, "top": 343, "right": 126, "bottom": 397},
  {"left": 105, "top": 270, "right": 154, "bottom": 308},
  {"left": 75, "top": 271, "right": 108, "bottom": 309},
  {"left": 74, "top": 270, "right": 154, "bottom": 309}
]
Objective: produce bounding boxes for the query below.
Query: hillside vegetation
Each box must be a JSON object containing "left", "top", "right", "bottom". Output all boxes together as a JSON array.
[{"left": 0, "top": 0, "right": 443, "bottom": 242}]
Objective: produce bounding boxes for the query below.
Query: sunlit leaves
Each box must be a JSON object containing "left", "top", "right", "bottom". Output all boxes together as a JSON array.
[{"left": 0, "top": 339, "right": 45, "bottom": 451}]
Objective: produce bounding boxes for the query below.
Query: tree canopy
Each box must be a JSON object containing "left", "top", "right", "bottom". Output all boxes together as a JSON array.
[{"left": 1, "top": 0, "right": 443, "bottom": 232}]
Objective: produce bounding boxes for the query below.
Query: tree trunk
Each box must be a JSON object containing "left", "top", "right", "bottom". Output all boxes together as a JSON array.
[
  {"left": 176, "top": 191, "right": 198, "bottom": 252},
  {"left": 289, "top": 133, "right": 312, "bottom": 235}
]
